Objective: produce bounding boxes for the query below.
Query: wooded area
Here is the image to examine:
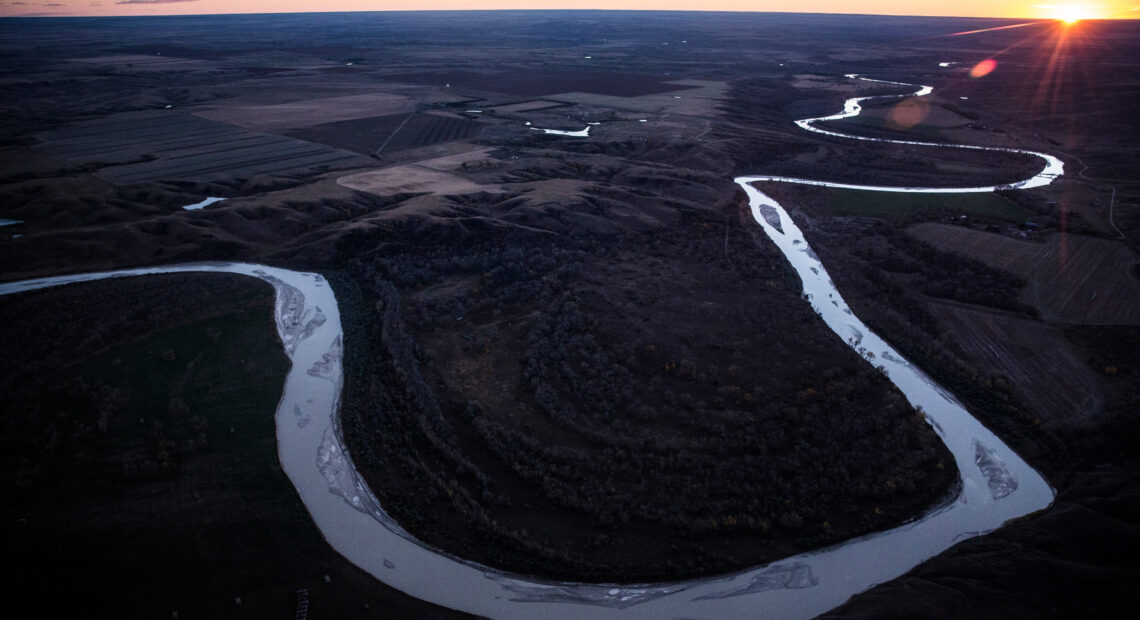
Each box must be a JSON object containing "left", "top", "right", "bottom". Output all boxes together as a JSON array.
[{"left": 338, "top": 197, "right": 957, "bottom": 581}]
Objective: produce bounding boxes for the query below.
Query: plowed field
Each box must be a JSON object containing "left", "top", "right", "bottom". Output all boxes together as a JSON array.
[
  {"left": 927, "top": 300, "right": 1107, "bottom": 426},
  {"left": 38, "top": 111, "right": 365, "bottom": 184},
  {"left": 909, "top": 223, "right": 1140, "bottom": 324}
]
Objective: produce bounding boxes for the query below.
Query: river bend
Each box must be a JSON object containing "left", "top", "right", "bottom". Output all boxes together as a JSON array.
[{"left": 0, "top": 74, "right": 1059, "bottom": 619}]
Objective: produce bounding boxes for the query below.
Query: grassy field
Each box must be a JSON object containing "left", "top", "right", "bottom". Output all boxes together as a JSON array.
[
  {"left": 0, "top": 274, "right": 474, "bottom": 619},
  {"left": 821, "top": 188, "right": 1030, "bottom": 221},
  {"left": 829, "top": 112, "right": 948, "bottom": 140}
]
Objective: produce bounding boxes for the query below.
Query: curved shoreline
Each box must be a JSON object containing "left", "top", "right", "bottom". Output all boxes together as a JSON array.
[
  {"left": 0, "top": 74, "right": 1060, "bottom": 619},
  {"left": 796, "top": 75, "right": 1063, "bottom": 191}
]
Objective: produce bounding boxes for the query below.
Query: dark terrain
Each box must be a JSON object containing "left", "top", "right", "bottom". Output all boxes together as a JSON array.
[
  {"left": 337, "top": 207, "right": 953, "bottom": 581},
  {"left": 0, "top": 274, "right": 473, "bottom": 619},
  {"left": 1, "top": 10, "right": 1138, "bottom": 618}
]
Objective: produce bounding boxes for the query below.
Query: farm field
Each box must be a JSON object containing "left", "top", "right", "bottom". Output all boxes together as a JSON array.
[
  {"left": 194, "top": 92, "right": 416, "bottom": 131},
  {"left": 488, "top": 100, "right": 567, "bottom": 114},
  {"left": 411, "top": 146, "right": 499, "bottom": 172},
  {"left": 820, "top": 97, "right": 981, "bottom": 142},
  {"left": 828, "top": 109, "right": 950, "bottom": 140},
  {"left": 36, "top": 110, "right": 367, "bottom": 185},
  {"left": 388, "top": 70, "right": 699, "bottom": 97},
  {"left": 288, "top": 111, "right": 485, "bottom": 155},
  {"left": 337, "top": 164, "right": 499, "bottom": 196},
  {"left": 550, "top": 79, "right": 727, "bottom": 116},
  {"left": 908, "top": 223, "right": 1140, "bottom": 323},
  {"left": 70, "top": 54, "right": 212, "bottom": 71},
  {"left": 925, "top": 299, "right": 1107, "bottom": 426},
  {"left": 814, "top": 187, "right": 1028, "bottom": 220}
]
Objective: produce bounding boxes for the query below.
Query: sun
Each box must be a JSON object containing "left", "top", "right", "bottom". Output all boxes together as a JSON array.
[{"left": 1054, "top": 4, "right": 1094, "bottom": 23}]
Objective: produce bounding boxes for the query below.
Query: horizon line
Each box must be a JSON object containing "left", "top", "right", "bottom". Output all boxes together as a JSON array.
[{"left": 3, "top": 8, "right": 1138, "bottom": 21}]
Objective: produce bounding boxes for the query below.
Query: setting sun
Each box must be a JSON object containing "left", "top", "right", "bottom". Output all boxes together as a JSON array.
[
  {"left": 1050, "top": 3, "right": 1098, "bottom": 22},
  {"left": 1059, "top": 8, "right": 1085, "bottom": 22}
]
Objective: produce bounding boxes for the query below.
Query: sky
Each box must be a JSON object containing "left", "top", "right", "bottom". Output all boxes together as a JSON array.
[{"left": 1, "top": 0, "right": 1137, "bottom": 19}]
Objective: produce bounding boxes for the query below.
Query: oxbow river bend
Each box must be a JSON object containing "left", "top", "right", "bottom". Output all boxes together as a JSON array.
[{"left": 0, "top": 74, "right": 1060, "bottom": 619}]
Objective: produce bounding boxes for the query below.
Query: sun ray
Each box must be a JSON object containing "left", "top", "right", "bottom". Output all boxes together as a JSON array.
[{"left": 950, "top": 22, "right": 1040, "bottom": 37}]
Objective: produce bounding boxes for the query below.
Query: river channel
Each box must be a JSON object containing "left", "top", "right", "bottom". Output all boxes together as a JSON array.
[{"left": 0, "top": 74, "right": 1060, "bottom": 619}]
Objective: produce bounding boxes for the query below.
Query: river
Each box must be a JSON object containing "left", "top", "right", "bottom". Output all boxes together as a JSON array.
[{"left": 0, "top": 74, "right": 1059, "bottom": 619}]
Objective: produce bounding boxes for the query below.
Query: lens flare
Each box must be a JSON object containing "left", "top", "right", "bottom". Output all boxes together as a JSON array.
[
  {"left": 950, "top": 22, "right": 1037, "bottom": 37},
  {"left": 969, "top": 58, "right": 998, "bottom": 78},
  {"left": 886, "top": 97, "right": 930, "bottom": 130}
]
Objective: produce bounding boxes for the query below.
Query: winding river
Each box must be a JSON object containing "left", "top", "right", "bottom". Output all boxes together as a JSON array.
[{"left": 0, "top": 74, "right": 1060, "bottom": 619}]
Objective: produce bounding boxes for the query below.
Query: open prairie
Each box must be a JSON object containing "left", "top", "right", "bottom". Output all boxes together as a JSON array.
[{"left": 337, "top": 164, "right": 499, "bottom": 196}]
